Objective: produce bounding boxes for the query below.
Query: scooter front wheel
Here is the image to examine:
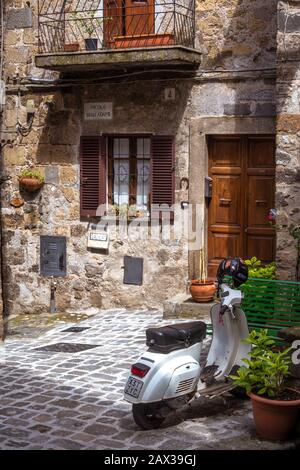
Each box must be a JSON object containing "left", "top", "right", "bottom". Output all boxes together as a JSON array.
[{"left": 132, "top": 403, "right": 165, "bottom": 430}]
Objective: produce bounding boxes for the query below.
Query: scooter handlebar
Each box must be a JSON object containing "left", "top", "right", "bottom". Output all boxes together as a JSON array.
[{"left": 219, "top": 304, "right": 228, "bottom": 316}]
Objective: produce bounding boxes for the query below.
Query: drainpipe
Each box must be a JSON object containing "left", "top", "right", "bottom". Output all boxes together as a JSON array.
[
  {"left": 0, "top": 154, "right": 4, "bottom": 339},
  {"left": 50, "top": 277, "right": 57, "bottom": 314},
  {"left": 0, "top": 0, "right": 6, "bottom": 341}
]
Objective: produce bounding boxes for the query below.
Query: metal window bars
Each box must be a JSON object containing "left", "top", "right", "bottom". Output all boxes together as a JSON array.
[{"left": 38, "top": 0, "right": 195, "bottom": 53}]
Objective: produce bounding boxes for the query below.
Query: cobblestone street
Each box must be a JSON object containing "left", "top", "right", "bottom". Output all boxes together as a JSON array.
[{"left": 0, "top": 309, "right": 299, "bottom": 450}]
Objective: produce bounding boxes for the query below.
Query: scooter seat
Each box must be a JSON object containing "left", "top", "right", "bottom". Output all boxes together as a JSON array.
[{"left": 146, "top": 321, "right": 206, "bottom": 354}]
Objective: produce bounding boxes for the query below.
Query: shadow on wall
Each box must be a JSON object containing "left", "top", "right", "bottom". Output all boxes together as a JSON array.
[
  {"left": 196, "top": 0, "right": 278, "bottom": 118},
  {"left": 194, "top": 0, "right": 300, "bottom": 279}
]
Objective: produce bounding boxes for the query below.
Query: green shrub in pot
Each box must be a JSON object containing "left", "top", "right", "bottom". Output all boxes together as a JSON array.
[{"left": 230, "top": 329, "right": 300, "bottom": 440}]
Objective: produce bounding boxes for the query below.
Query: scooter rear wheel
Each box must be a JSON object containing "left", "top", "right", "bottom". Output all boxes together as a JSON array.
[{"left": 132, "top": 403, "right": 165, "bottom": 430}]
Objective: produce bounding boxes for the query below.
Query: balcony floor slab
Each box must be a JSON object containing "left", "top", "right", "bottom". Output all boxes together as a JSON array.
[{"left": 35, "top": 46, "right": 202, "bottom": 73}]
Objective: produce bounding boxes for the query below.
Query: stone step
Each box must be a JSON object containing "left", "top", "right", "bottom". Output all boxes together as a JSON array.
[{"left": 163, "top": 293, "right": 216, "bottom": 320}]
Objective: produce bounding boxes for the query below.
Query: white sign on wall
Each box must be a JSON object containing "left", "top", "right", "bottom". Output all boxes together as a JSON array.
[{"left": 84, "top": 102, "right": 113, "bottom": 120}]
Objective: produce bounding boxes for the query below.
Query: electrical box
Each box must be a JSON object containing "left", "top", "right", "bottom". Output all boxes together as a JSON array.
[
  {"left": 123, "top": 256, "right": 144, "bottom": 286},
  {"left": 87, "top": 228, "right": 109, "bottom": 250},
  {"left": 40, "top": 236, "right": 66, "bottom": 277},
  {"left": 205, "top": 176, "right": 213, "bottom": 198}
]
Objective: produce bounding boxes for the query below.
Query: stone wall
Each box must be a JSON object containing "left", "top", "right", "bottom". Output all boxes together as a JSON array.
[
  {"left": 0, "top": 0, "right": 3, "bottom": 335},
  {"left": 2, "top": 77, "right": 194, "bottom": 314},
  {"left": 276, "top": 0, "right": 300, "bottom": 280},
  {"left": 196, "top": 0, "right": 277, "bottom": 70},
  {"left": 0, "top": 0, "right": 283, "bottom": 315}
]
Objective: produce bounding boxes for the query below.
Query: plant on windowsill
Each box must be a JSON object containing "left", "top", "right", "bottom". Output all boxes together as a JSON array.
[
  {"left": 128, "top": 205, "right": 148, "bottom": 219},
  {"left": 230, "top": 329, "right": 300, "bottom": 440},
  {"left": 190, "top": 248, "right": 216, "bottom": 303},
  {"left": 18, "top": 169, "right": 45, "bottom": 192}
]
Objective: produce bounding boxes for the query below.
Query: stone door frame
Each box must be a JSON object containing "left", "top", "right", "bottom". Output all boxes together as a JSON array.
[{"left": 188, "top": 117, "right": 276, "bottom": 279}]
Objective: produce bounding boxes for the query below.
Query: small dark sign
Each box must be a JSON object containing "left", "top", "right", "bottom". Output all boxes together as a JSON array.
[
  {"left": 40, "top": 236, "right": 67, "bottom": 277},
  {"left": 123, "top": 256, "right": 144, "bottom": 286}
]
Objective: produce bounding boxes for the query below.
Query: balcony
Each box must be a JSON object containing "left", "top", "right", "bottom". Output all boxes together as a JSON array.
[{"left": 35, "top": 0, "right": 202, "bottom": 74}]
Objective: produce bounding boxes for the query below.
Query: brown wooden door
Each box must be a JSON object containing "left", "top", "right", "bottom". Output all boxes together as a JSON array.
[
  {"left": 207, "top": 135, "right": 276, "bottom": 278},
  {"left": 124, "top": 0, "right": 155, "bottom": 36},
  {"left": 104, "top": 0, "right": 154, "bottom": 45},
  {"left": 104, "top": 0, "right": 123, "bottom": 46}
]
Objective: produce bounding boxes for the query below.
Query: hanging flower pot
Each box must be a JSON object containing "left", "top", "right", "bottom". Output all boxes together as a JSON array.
[{"left": 18, "top": 169, "right": 45, "bottom": 192}]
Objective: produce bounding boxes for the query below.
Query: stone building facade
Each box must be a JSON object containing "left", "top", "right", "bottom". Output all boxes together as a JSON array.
[
  {"left": 0, "top": 0, "right": 298, "bottom": 316},
  {"left": 276, "top": 0, "right": 300, "bottom": 281},
  {"left": 0, "top": 0, "right": 3, "bottom": 330}
]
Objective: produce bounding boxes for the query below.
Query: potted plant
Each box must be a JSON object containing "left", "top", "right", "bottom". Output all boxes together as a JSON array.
[
  {"left": 190, "top": 248, "right": 216, "bottom": 303},
  {"left": 19, "top": 169, "right": 45, "bottom": 192},
  {"left": 230, "top": 329, "right": 300, "bottom": 440},
  {"left": 71, "top": 10, "right": 112, "bottom": 51}
]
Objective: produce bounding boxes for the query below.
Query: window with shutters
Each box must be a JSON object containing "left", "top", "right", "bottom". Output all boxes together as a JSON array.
[
  {"left": 80, "top": 134, "right": 174, "bottom": 219},
  {"left": 108, "top": 137, "right": 151, "bottom": 212}
]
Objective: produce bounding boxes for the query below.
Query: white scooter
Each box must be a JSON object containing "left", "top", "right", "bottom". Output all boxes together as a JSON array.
[{"left": 124, "top": 259, "right": 250, "bottom": 429}]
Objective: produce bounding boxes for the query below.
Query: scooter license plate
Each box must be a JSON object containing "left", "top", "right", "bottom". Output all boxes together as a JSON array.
[{"left": 125, "top": 376, "right": 143, "bottom": 398}]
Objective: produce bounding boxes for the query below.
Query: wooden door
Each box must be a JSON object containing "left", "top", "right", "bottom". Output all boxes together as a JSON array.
[
  {"left": 207, "top": 135, "right": 276, "bottom": 278},
  {"left": 104, "top": 0, "right": 154, "bottom": 45},
  {"left": 103, "top": 0, "right": 123, "bottom": 46},
  {"left": 124, "top": 0, "right": 155, "bottom": 36}
]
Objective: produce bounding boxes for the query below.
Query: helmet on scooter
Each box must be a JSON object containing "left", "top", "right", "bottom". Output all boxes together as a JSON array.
[{"left": 217, "top": 257, "right": 248, "bottom": 288}]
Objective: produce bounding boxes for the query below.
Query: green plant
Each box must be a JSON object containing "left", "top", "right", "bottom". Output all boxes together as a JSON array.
[
  {"left": 20, "top": 169, "right": 45, "bottom": 184},
  {"left": 230, "top": 329, "right": 292, "bottom": 398},
  {"left": 245, "top": 257, "right": 276, "bottom": 279},
  {"left": 71, "top": 10, "right": 112, "bottom": 38}
]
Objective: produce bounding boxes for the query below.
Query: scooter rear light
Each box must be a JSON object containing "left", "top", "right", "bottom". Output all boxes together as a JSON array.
[{"left": 131, "top": 363, "right": 150, "bottom": 378}]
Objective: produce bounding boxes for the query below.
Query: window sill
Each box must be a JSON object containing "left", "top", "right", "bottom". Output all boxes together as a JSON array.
[{"left": 101, "top": 215, "right": 150, "bottom": 223}]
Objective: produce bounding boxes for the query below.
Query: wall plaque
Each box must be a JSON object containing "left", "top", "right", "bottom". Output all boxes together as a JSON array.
[{"left": 84, "top": 102, "right": 113, "bottom": 120}]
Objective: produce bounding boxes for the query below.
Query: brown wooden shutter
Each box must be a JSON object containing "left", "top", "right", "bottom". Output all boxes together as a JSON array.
[
  {"left": 80, "top": 136, "right": 106, "bottom": 217},
  {"left": 151, "top": 136, "right": 175, "bottom": 207}
]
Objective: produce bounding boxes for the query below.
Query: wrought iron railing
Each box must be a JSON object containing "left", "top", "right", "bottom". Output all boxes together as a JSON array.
[{"left": 38, "top": 0, "right": 195, "bottom": 53}]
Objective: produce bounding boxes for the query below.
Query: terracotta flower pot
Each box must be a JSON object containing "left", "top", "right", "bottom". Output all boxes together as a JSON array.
[
  {"left": 190, "top": 280, "right": 216, "bottom": 303},
  {"left": 250, "top": 392, "right": 300, "bottom": 440},
  {"left": 64, "top": 43, "right": 80, "bottom": 52},
  {"left": 19, "top": 177, "right": 44, "bottom": 192},
  {"left": 112, "top": 33, "right": 175, "bottom": 49}
]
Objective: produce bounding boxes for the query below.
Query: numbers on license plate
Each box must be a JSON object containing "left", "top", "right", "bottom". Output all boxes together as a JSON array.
[{"left": 125, "top": 377, "right": 143, "bottom": 398}]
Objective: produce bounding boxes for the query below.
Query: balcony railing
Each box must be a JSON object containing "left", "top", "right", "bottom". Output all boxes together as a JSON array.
[{"left": 38, "top": 0, "right": 195, "bottom": 54}]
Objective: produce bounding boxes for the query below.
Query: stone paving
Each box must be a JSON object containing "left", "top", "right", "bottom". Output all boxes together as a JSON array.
[{"left": 0, "top": 309, "right": 300, "bottom": 450}]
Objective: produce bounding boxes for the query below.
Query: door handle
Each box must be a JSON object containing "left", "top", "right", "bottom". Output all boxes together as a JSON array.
[
  {"left": 256, "top": 200, "right": 267, "bottom": 207},
  {"left": 220, "top": 198, "right": 231, "bottom": 207}
]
